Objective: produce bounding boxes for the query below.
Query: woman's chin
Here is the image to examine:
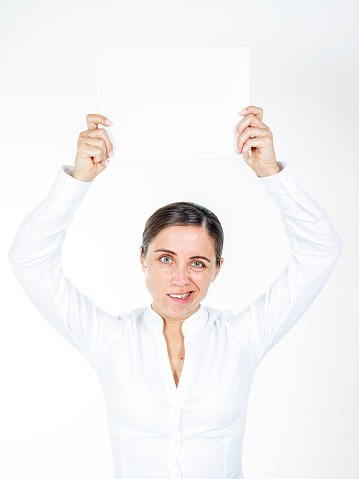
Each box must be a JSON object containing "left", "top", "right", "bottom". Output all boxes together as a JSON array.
[{"left": 154, "top": 291, "right": 202, "bottom": 315}]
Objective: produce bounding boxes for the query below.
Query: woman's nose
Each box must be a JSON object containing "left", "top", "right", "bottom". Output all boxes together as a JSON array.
[{"left": 173, "top": 266, "right": 190, "bottom": 285}]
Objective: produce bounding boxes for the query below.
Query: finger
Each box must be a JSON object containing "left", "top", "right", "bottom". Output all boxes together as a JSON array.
[
  {"left": 241, "top": 136, "right": 269, "bottom": 161},
  {"left": 240, "top": 106, "right": 263, "bottom": 121},
  {"left": 78, "top": 136, "right": 108, "bottom": 162},
  {"left": 79, "top": 144, "right": 105, "bottom": 164},
  {"left": 86, "top": 113, "right": 111, "bottom": 130},
  {"left": 241, "top": 138, "right": 255, "bottom": 162},
  {"left": 82, "top": 128, "right": 113, "bottom": 157},
  {"left": 79, "top": 136, "right": 108, "bottom": 161},
  {"left": 235, "top": 114, "right": 264, "bottom": 139},
  {"left": 237, "top": 127, "right": 268, "bottom": 155}
]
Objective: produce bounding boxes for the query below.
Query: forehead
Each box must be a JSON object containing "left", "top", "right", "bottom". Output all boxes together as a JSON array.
[{"left": 150, "top": 225, "right": 214, "bottom": 251}]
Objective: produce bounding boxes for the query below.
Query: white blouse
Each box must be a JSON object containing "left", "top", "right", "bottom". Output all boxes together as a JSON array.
[{"left": 8, "top": 161, "right": 343, "bottom": 479}]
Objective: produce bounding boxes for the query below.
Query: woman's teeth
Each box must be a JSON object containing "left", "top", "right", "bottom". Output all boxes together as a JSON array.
[{"left": 169, "top": 292, "right": 191, "bottom": 299}]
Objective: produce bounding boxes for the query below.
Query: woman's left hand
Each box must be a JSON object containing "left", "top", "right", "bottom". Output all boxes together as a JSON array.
[{"left": 235, "top": 105, "right": 281, "bottom": 178}]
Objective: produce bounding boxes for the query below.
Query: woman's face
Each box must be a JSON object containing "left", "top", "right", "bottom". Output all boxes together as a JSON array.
[{"left": 139, "top": 225, "right": 224, "bottom": 328}]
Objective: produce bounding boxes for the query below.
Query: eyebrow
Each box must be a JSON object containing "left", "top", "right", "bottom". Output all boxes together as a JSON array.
[{"left": 153, "top": 249, "right": 211, "bottom": 263}]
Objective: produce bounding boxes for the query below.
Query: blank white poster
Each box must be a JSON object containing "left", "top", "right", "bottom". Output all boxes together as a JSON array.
[{"left": 95, "top": 47, "right": 250, "bottom": 160}]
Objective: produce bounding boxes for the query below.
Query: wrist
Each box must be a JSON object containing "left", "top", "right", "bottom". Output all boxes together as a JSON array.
[
  {"left": 256, "top": 162, "right": 283, "bottom": 178},
  {"left": 71, "top": 172, "right": 94, "bottom": 182}
]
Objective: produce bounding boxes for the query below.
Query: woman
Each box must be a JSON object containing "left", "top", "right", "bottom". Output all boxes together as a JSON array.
[{"left": 8, "top": 106, "right": 343, "bottom": 479}]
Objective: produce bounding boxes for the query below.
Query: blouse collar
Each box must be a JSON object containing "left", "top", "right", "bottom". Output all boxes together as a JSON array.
[{"left": 144, "top": 303, "right": 207, "bottom": 337}]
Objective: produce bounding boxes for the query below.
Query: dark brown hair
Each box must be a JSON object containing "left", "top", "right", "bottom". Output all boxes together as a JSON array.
[{"left": 141, "top": 202, "right": 224, "bottom": 267}]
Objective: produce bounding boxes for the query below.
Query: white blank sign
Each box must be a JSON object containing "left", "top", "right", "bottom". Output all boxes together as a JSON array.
[{"left": 95, "top": 47, "right": 250, "bottom": 160}]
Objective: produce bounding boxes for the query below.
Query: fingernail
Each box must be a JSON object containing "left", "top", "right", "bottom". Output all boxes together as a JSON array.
[
  {"left": 109, "top": 150, "right": 113, "bottom": 157},
  {"left": 240, "top": 109, "right": 246, "bottom": 115},
  {"left": 105, "top": 119, "right": 111, "bottom": 125},
  {"left": 105, "top": 159, "right": 109, "bottom": 166}
]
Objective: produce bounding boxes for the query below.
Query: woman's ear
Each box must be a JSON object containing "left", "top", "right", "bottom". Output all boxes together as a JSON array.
[
  {"left": 211, "top": 257, "right": 224, "bottom": 283},
  {"left": 139, "top": 246, "right": 146, "bottom": 273}
]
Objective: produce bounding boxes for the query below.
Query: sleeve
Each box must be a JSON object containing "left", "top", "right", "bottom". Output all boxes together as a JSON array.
[
  {"left": 226, "top": 161, "right": 343, "bottom": 368},
  {"left": 8, "top": 165, "right": 125, "bottom": 371}
]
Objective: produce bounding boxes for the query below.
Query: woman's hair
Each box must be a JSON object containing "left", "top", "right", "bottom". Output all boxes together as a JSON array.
[{"left": 141, "top": 202, "right": 224, "bottom": 267}]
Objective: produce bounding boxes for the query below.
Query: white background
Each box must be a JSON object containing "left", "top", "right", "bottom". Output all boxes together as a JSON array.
[{"left": 1, "top": 0, "right": 358, "bottom": 478}]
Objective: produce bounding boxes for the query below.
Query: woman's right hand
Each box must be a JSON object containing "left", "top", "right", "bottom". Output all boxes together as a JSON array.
[{"left": 72, "top": 114, "right": 114, "bottom": 182}]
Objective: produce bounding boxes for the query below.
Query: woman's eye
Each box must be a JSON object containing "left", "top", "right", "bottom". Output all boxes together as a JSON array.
[
  {"left": 192, "top": 261, "right": 204, "bottom": 268},
  {"left": 160, "top": 256, "right": 172, "bottom": 263},
  {"left": 159, "top": 256, "right": 204, "bottom": 268}
]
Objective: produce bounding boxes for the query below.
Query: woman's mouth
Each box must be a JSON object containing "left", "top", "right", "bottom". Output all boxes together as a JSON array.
[{"left": 167, "top": 291, "right": 194, "bottom": 304}]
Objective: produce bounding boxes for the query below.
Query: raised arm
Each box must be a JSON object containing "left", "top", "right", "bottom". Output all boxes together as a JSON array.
[
  {"left": 226, "top": 106, "right": 343, "bottom": 366},
  {"left": 228, "top": 161, "right": 342, "bottom": 366},
  {"left": 8, "top": 114, "right": 123, "bottom": 371}
]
